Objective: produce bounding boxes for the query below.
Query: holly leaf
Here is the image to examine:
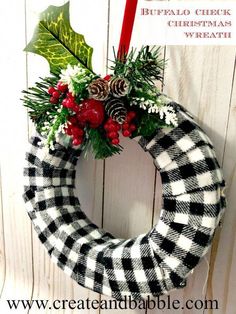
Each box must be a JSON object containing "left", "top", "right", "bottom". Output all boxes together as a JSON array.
[{"left": 25, "top": 2, "right": 93, "bottom": 74}]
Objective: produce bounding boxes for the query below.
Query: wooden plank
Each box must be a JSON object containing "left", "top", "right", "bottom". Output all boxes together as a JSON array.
[
  {"left": 0, "top": 0, "right": 33, "bottom": 312},
  {"left": 155, "top": 46, "right": 235, "bottom": 314},
  {"left": 206, "top": 53, "right": 236, "bottom": 314},
  {"left": 25, "top": 0, "right": 108, "bottom": 312},
  {"left": 164, "top": 46, "right": 235, "bottom": 163},
  {"left": 0, "top": 171, "right": 6, "bottom": 299},
  {"left": 103, "top": 137, "right": 156, "bottom": 238},
  {"left": 225, "top": 224, "right": 236, "bottom": 314}
]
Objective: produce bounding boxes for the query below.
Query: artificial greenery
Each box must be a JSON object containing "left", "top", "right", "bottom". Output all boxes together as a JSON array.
[
  {"left": 85, "top": 128, "right": 122, "bottom": 159},
  {"left": 110, "top": 46, "right": 165, "bottom": 92},
  {"left": 130, "top": 87, "right": 158, "bottom": 102},
  {"left": 72, "top": 74, "right": 98, "bottom": 103},
  {"left": 46, "top": 107, "right": 69, "bottom": 145},
  {"left": 22, "top": 74, "right": 61, "bottom": 131},
  {"left": 134, "top": 111, "right": 167, "bottom": 138}
]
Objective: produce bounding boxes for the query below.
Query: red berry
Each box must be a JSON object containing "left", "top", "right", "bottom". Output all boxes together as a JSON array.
[
  {"left": 127, "top": 111, "right": 136, "bottom": 120},
  {"left": 103, "top": 75, "right": 111, "bottom": 81},
  {"left": 72, "top": 104, "right": 80, "bottom": 113},
  {"left": 71, "top": 127, "right": 84, "bottom": 137},
  {"left": 62, "top": 99, "right": 69, "bottom": 107},
  {"left": 104, "top": 123, "right": 110, "bottom": 131},
  {"left": 67, "top": 92, "right": 75, "bottom": 99},
  {"left": 108, "top": 131, "right": 118, "bottom": 139},
  {"left": 111, "top": 138, "right": 120, "bottom": 145},
  {"left": 48, "top": 86, "right": 56, "bottom": 95},
  {"left": 122, "top": 122, "right": 130, "bottom": 130},
  {"left": 64, "top": 127, "right": 72, "bottom": 136},
  {"left": 62, "top": 99, "right": 72, "bottom": 108},
  {"left": 68, "top": 116, "right": 77, "bottom": 124},
  {"left": 52, "top": 91, "right": 61, "bottom": 99},
  {"left": 122, "top": 130, "right": 131, "bottom": 137},
  {"left": 107, "top": 117, "right": 114, "bottom": 124},
  {"left": 50, "top": 96, "right": 59, "bottom": 104},
  {"left": 107, "top": 124, "right": 117, "bottom": 132},
  {"left": 116, "top": 124, "right": 121, "bottom": 131},
  {"left": 129, "top": 124, "right": 136, "bottom": 132},
  {"left": 72, "top": 138, "right": 83, "bottom": 146},
  {"left": 57, "top": 82, "right": 68, "bottom": 93},
  {"left": 62, "top": 98, "right": 76, "bottom": 109}
]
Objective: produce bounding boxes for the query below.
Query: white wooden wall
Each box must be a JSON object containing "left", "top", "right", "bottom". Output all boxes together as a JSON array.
[{"left": 0, "top": 0, "right": 236, "bottom": 313}]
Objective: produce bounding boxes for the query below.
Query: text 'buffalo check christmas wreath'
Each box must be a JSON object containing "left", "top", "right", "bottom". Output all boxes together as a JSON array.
[{"left": 22, "top": 1, "right": 226, "bottom": 300}]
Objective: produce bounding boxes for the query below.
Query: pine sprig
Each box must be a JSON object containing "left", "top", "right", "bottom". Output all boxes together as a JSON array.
[
  {"left": 133, "top": 111, "right": 167, "bottom": 138},
  {"left": 73, "top": 78, "right": 91, "bottom": 104},
  {"left": 22, "top": 74, "right": 61, "bottom": 132},
  {"left": 110, "top": 46, "right": 165, "bottom": 90},
  {"left": 130, "top": 86, "right": 159, "bottom": 102},
  {"left": 46, "top": 107, "right": 69, "bottom": 146},
  {"left": 84, "top": 128, "right": 122, "bottom": 159}
]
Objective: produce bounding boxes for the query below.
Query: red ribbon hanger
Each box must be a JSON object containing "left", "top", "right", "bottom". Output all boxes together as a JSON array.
[{"left": 118, "top": 0, "right": 138, "bottom": 61}]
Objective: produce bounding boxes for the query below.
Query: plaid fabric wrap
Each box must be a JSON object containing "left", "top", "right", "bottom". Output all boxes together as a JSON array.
[{"left": 23, "top": 105, "right": 226, "bottom": 300}]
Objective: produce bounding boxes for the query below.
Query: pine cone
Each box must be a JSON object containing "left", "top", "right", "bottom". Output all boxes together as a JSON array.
[
  {"left": 88, "top": 78, "right": 109, "bottom": 101},
  {"left": 110, "top": 77, "right": 130, "bottom": 98},
  {"left": 105, "top": 98, "right": 127, "bottom": 124}
]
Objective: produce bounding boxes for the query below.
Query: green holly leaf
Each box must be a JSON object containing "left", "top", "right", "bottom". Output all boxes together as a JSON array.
[{"left": 25, "top": 2, "right": 93, "bottom": 74}]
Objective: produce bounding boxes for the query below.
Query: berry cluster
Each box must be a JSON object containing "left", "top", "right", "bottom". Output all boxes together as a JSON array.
[
  {"left": 61, "top": 93, "right": 79, "bottom": 112},
  {"left": 104, "top": 118, "right": 121, "bottom": 145},
  {"left": 104, "top": 111, "right": 137, "bottom": 146},
  {"left": 64, "top": 99, "right": 105, "bottom": 147},
  {"left": 48, "top": 82, "right": 68, "bottom": 104},
  {"left": 64, "top": 116, "right": 85, "bottom": 146},
  {"left": 121, "top": 111, "right": 137, "bottom": 137},
  {"left": 48, "top": 80, "right": 137, "bottom": 149}
]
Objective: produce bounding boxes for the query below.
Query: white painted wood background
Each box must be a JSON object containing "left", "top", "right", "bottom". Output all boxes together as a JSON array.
[{"left": 0, "top": 0, "right": 236, "bottom": 313}]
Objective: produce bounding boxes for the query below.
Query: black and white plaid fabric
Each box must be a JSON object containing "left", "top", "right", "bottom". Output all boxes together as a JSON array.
[{"left": 23, "top": 104, "right": 226, "bottom": 300}]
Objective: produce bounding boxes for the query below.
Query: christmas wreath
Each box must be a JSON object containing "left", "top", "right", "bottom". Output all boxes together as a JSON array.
[{"left": 22, "top": 2, "right": 226, "bottom": 300}]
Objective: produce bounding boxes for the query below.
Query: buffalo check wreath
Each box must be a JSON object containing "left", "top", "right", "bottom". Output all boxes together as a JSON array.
[{"left": 22, "top": 2, "right": 226, "bottom": 301}]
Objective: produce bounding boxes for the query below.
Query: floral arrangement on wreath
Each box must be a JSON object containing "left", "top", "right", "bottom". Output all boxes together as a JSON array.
[{"left": 22, "top": 2, "right": 178, "bottom": 159}]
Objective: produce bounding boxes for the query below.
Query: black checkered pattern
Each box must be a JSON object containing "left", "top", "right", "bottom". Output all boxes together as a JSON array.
[{"left": 23, "top": 104, "right": 226, "bottom": 300}]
